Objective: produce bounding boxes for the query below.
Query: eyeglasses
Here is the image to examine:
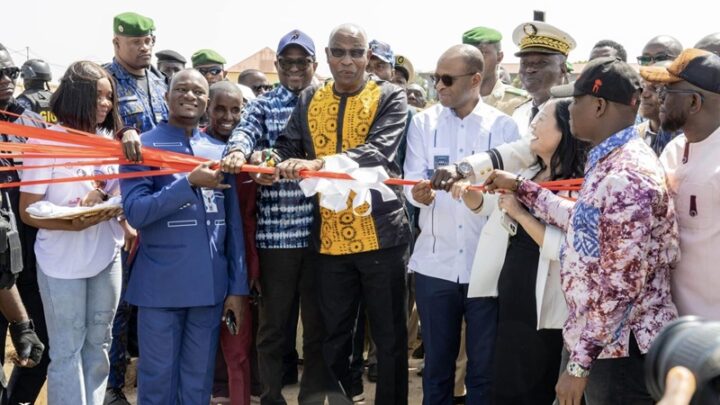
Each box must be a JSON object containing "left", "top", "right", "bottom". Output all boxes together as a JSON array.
[
  {"left": 432, "top": 72, "right": 478, "bottom": 87},
  {"left": 0, "top": 67, "right": 20, "bottom": 80},
  {"left": 329, "top": 48, "right": 366, "bottom": 59},
  {"left": 197, "top": 67, "right": 223, "bottom": 76},
  {"left": 277, "top": 57, "right": 314, "bottom": 71},
  {"left": 252, "top": 84, "right": 273, "bottom": 93},
  {"left": 636, "top": 53, "right": 673, "bottom": 66},
  {"left": 656, "top": 86, "right": 704, "bottom": 102}
]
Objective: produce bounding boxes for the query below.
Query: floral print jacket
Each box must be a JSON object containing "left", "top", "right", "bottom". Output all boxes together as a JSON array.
[{"left": 517, "top": 125, "right": 679, "bottom": 369}]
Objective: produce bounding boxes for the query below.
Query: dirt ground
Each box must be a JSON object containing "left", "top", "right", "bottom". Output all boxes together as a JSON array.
[{"left": 3, "top": 341, "right": 425, "bottom": 404}]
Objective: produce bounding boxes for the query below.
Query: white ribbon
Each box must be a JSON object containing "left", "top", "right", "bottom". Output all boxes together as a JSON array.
[{"left": 298, "top": 155, "right": 397, "bottom": 216}]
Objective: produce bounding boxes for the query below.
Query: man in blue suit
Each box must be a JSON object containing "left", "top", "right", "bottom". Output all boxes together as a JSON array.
[{"left": 119, "top": 69, "right": 249, "bottom": 404}]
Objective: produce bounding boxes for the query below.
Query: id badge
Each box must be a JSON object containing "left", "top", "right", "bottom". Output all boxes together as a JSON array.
[
  {"left": 426, "top": 148, "right": 450, "bottom": 178},
  {"left": 201, "top": 188, "right": 218, "bottom": 213}
]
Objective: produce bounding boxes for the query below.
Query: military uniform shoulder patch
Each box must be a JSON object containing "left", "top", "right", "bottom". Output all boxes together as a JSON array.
[{"left": 505, "top": 86, "right": 529, "bottom": 97}]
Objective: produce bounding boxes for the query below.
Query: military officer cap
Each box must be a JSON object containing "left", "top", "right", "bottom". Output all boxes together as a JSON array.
[
  {"left": 191, "top": 49, "right": 227, "bottom": 67},
  {"left": 113, "top": 12, "right": 155, "bottom": 37},
  {"left": 394, "top": 54, "right": 415, "bottom": 82},
  {"left": 512, "top": 21, "right": 576, "bottom": 57},
  {"left": 155, "top": 49, "right": 186, "bottom": 64},
  {"left": 462, "top": 26, "right": 502, "bottom": 45}
]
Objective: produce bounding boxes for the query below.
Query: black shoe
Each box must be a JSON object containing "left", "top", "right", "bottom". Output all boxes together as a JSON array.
[
  {"left": 453, "top": 395, "right": 466, "bottom": 404},
  {"left": 104, "top": 388, "right": 131, "bottom": 405},
  {"left": 367, "top": 363, "right": 378, "bottom": 383},
  {"left": 411, "top": 343, "right": 424, "bottom": 359},
  {"left": 282, "top": 368, "right": 299, "bottom": 386},
  {"left": 350, "top": 380, "right": 364, "bottom": 402}
]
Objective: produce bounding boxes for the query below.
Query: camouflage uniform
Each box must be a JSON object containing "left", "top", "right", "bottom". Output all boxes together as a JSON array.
[{"left": 482, "top": 79, "right": 529, "bottom": 116}]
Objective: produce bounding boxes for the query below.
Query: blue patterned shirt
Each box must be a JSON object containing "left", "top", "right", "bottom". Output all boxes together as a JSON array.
[
  {"left": 226, "top": 85, "right": 313, "bottom": 249},
  {"left": 105, "top": 59, "right": 168, "bottom": 133}
]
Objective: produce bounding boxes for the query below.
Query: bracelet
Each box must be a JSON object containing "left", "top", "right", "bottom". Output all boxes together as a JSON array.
[
  {"left": 513, "top": 174, "right": 524, "bottom": 192},
  {"left": 115, "top": 126, "right": 136, "bottom": 140},
  {"left": 95, "top": 188, "right": 109, "bottom": 201}
]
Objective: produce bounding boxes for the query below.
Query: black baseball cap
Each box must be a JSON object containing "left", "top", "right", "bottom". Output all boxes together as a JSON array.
[
  {"left": 551, "top": 56, "right": 642, "bottom": 106},
  {"left": 640, "top": 48, "right": 720, "bottom": 94}
]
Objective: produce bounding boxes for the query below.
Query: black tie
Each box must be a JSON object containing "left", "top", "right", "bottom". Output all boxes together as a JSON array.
[{"left": 529, "top": 105, "right": 539, "bottom": 126}]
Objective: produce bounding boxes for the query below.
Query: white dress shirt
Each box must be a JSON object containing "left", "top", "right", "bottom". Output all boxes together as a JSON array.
[
  {"left": 512, "top": 99, "right": 546, "bottom": 137},
  {"left": 404, "top": 100, "right": 520, "bottom": 283}
]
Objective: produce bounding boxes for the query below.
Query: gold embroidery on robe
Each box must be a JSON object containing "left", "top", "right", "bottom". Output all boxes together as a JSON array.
[{"left": 308, "top": 81, "right": 382, "bottom": 255}]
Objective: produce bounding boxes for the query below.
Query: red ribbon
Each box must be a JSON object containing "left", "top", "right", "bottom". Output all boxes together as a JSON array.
[{"left": 0, "top": 112, "right": 584, "bottom": 193}]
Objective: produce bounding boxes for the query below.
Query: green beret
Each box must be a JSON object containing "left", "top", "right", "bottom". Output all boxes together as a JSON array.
[
  {"left": 191, "top": 49, "right": 227, "bottom": 67},
  {"left": 462, "top": 26, "right": 502, "bottom": 45},
  {"left": 113, "top": 12, "right": 155, "bottom": 37}
]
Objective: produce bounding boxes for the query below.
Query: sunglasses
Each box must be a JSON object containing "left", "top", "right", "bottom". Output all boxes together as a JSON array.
[
  {"left": 656, "top": 86, "right": 704, "bottom": 102},
  {"left": 252, "top": 84, "right": 274, "bottom": 93},
  {"left": 329, "top": 48, "right": 366, "bottom": 59},
  {"left": 197, "top": 67, "right": 223, "bottom": 76},
  {"left": 432, "top": 72, "right": 477, "bottom": 87},
  {"left": 0, "top": 67, "right": 20, "bottom": 80},
  {"left": 636, "top": 53, "right": 673, "bottom": 66},
  {"left": 277, "top": 57, "right": 314, "bottom": 71}
]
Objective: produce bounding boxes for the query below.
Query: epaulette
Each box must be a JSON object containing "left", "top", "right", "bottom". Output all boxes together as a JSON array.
[
  {"left": 505, "top": 86, "right": 529, "bottom": 97},
  {"left": 515, "top": 98, "right": 533, "bottom": 108}
]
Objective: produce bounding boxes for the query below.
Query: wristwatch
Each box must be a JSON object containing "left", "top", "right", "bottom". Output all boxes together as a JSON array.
[
  {"left": 566, "top": 361, "right": 591, "bottom": 378},
  {"left": 456, "top": 161, "right": 474, "bottom": 179}
]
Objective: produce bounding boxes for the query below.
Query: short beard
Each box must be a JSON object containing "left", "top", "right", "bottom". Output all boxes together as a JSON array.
[{"left": 660, "top": 111, "right": 687, "bottom": 133}]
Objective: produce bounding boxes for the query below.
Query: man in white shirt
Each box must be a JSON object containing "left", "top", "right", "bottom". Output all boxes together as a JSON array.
[
  {"left": 403, "top": 44, "right": 519, "bottom": 405},
  {"left": 641, "top": 48, "right": 720, "bottom": 321}
]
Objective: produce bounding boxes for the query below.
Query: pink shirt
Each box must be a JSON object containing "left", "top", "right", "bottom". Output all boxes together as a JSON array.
[{"left": 660, "top": 126, "right": 720, "bottom": 320}]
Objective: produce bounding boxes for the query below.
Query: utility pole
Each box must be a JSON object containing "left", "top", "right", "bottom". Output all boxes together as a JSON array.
[{"left": 25, "top": 46, "right": 29, "bottom": 61}]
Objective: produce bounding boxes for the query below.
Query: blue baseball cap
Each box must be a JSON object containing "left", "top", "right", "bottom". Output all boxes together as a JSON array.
[
  {"left": 277, "top": 29, "right": 315, "bottom": 57},
  {"left": 369, "top": 39, "right": 394, "bottom": 64}
]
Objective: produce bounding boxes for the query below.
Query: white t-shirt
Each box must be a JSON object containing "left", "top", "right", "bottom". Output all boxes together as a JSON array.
[{"left": 20, "top": 127, "right": 123, "bottom": 279}]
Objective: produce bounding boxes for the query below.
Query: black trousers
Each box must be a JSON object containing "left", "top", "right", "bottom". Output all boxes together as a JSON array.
[
  {"left": 318, "top": 245, "right": 408, "bottom": 405},
  {"left": 0, "top": 269, "right": 50, "bottom": 405},
  {"left": 256, "top": 247, "right": 331, "bottom": 405},
  {"left": 557, "top": 334, "right": 653, "bottom": 405}
]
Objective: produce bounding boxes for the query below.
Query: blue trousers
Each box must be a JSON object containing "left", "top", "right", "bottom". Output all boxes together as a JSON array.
[
  {"left": 108, "top": 250, "right": 132, "bottom": 389},
  {"left": 136, "top": 304, "right": 223, "bottom": 405},
  {"left": 415, "top": 273, "right": 498, "bottom": 405},
  {"left": 37, "top": 253, "right": 122, "bottom": 405}
]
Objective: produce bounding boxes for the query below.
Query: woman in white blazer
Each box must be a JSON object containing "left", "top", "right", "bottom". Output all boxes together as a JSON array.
[{"left": 452, "top": 99, "right": 589, "bottom": 405}]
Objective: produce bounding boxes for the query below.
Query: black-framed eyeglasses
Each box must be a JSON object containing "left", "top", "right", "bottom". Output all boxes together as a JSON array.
[
  {"left": 252, "top": 84, "right": 274, "bottom": 93},
  {"left": 432, "top": 72, "right": 477, "bottom": 87},
  {"left": 197, "top": 66, "right": 223, "bottom": 76},
  {"left": 277, "top": 57, "right": 314, "bottom": 71},
  {"left": 329, "top": 48, "right": 366, "bottom": 59},
  {"left": 0, "top": 67, "right": 20, "bottom": 80},
  {"left": 656, "top": 86, "right": 704, "bottom": 102},
  {"left": 636, "top": 53, "right": 673, "bottom": 66}
]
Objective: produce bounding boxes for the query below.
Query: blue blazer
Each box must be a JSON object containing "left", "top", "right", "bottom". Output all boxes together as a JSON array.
[{"left": 119, "top": 122, "right": 248, "bottom": 308}]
